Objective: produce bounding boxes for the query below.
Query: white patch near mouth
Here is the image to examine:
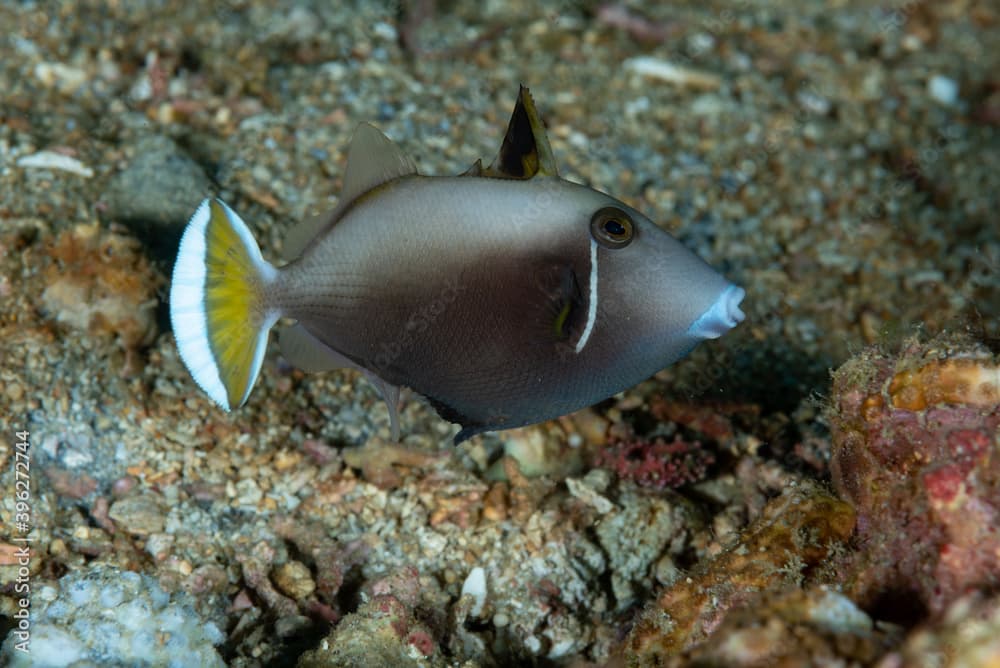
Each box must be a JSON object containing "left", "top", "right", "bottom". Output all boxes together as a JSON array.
[
  {"left": 574, "top": 238, "right": 599, "bottom": 353},
  {"left": 687, "top": 284, "right": 747, "bottom": 340}
]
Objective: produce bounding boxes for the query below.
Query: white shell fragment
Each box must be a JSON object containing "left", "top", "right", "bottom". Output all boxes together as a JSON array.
[
  {"left": 461, "top": 567, "right": 487, "bottom": 618},
  {"left": 624, "top": 56, "right": 721, "bottom": 89},
  {"left": 17, "top": 151, "right": 94, "bottom": 178},
  {"left": 34, "top": 61, "right": 88, "bottom": 93},
  {"left": 805, "top": 588, "right": 874, "bottom": 635},
  {"left": 927, "top": 74, "right": 959, "bottom": 106}
]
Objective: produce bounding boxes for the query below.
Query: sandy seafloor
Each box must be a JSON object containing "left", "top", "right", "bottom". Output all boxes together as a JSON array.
[{"left": 0, "top": 1, "right": 998, "bottom": 666}]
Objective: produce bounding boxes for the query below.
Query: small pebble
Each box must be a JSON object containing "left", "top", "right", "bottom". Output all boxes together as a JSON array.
[
  {"left": 928, "top": 75, "right": 959, "bottom": 106},
  {"left": 272, "top": 561, "right": 316, "bottom": 600},
  {"left": 6, "top": 382, "right": 24, "bottom": 401},
  {"left": 461, "top": 567, "right": 487, "bottom": 618},
  {"left": 108, "top": 495, "right": 167, "bottom": 536}
]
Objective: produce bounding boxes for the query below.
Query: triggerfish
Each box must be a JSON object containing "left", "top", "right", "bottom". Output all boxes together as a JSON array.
[{"left": 170, "top": 86, "right": 745, "bottom": 443}]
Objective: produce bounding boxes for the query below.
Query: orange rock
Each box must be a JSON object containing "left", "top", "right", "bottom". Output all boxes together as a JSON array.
[
  {"left": 829, "top": 335, "right": 1000, "bottom": 618},
  {"left": 39, "top": 223, "right": 162, "bottom": 355},
  {"left": 888, "top": 358, "right": 1000, "bottom": 410}
]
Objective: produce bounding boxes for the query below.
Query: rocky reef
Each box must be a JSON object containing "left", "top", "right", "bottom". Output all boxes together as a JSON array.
[
  {"left": 828, "top": 335, "right": 999, "bottom": 621},
  {"left": 0, "top": 0, "right": 997, "bottom": 666},
  {"left": 618, "top": 332, "right": 999, "bottom": 666},
  {"left": 625, "top": 482, "right": 857, "bottom": 663}
]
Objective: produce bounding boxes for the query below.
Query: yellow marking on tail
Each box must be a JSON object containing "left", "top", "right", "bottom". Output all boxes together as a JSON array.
[{"left": 203, "top": 200, "right": 269, "bottom": 408}]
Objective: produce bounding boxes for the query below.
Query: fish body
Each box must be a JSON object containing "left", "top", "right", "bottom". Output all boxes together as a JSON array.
[{"left": 170, "top": 87, "right": 745, "bottom": 443}]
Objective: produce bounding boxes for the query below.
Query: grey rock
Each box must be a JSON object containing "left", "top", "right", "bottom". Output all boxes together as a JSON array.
[
  {"left": 0, "top": 564, "right": 225, "bottom": 667},
  {"left": 108, "top": 494, "right": 167, "bottom": 536},
  {"left": 103, "top": 135, "right": 213, "bottom": 230}
]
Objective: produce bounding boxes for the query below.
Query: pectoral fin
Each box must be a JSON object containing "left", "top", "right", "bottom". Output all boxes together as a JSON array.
[
  {"left": 532, "top": 263, "right": 584, "bottom": 344},
  {"left": 427, "top": 264, "right": 584, "bottom": 444}
]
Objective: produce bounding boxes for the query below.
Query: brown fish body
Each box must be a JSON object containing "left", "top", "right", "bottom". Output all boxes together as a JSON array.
[
  {"left": 169, "top": 87, "right": 746, "bottom": 442},
  {"left": 277, "top": 174, "right": 731, "bottom": 438}
]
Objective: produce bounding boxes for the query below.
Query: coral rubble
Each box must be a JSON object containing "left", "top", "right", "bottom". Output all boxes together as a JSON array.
[
  {"left": 297, "top": 566, "right": 447, "bottom": 668},
  {"left": 670, "top": 587, "right": 899, "bottom": 667},
  {"left": 877, "top": 592, "right": 1000, "bottom": 668},
  {"left": 0, "top": 564, "right": 225, "bottom": 667},
  {"left": 624, "top": 482, "right": 855, "bottom": 664},
  {"left": 38, "top": 222, "right": 162, "bottom": 370},
  {"left": 594, "top": 435, "right": 715, "bottom": 489}
]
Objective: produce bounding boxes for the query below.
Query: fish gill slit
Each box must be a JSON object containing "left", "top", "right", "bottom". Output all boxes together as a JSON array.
[{"left": 574, "top": 239, "right": 598, "bottom": 354}]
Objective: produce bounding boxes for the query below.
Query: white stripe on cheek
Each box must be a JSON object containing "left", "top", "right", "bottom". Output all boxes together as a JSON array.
[{"left": 574, "top": 239, "right": 599, "bottom": 353}]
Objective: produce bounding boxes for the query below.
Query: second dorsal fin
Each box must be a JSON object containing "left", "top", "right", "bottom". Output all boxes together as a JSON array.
[
  {"left": 282, "top": 123, "right": 418, "bottom": 261},
  {"left": 341, "top": 122, "right": 419, "bottom": 203},
  {"left": 483, "top": 85, "right": 559, "bottom": 179}
]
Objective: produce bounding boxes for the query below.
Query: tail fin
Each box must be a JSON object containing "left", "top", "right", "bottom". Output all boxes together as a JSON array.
[{"left": 170, "top": 198, "right": 280, "bottom": 410}]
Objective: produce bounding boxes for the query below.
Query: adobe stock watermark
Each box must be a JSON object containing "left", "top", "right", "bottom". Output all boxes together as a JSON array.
[
  {"left": 371, "top": 277, "right": 468, "bottom": 373},
  {"left": 725, "top": 76, "right": 839, "bottom": 193},
  {"left": 497, "top": 175, "right": 568, "bottom": 235},
  {"left": 877, "top": 0, "right": 927, "bottom": 35},
  {"left": 7, "top": 429, "right": 33, "bottom": 655},
  {"left": 857, "top": 124, "right": 961, "bottom": 225}
]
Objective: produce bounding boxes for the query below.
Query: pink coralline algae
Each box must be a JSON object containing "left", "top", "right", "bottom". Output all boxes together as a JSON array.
[
  {"left": 828, "top": 335, "right": 1000, "bottom": 618},
  {"left": 595, "top": 435, "right": 714, "bottom": 489},
  {"left": 297, "top": 566, "right": 447, "bottom": 667}
]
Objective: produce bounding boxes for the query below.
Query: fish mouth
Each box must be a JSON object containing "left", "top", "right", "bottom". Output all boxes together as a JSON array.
[{"left": 687, "top": 284, "right": 747, "bottom": 340}]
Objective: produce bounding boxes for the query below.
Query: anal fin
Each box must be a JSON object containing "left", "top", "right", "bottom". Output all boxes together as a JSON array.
[
  {"left": 279, "top": 324, "right": 402, "bottom": 441},
  {"left": 279, "top": 323, "right": 354, "bottom": 372}
]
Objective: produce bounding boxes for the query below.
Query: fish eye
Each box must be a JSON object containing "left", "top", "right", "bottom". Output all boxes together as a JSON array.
[{"left": 590, "top": 207, "right": 634, "bottom": 248}]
